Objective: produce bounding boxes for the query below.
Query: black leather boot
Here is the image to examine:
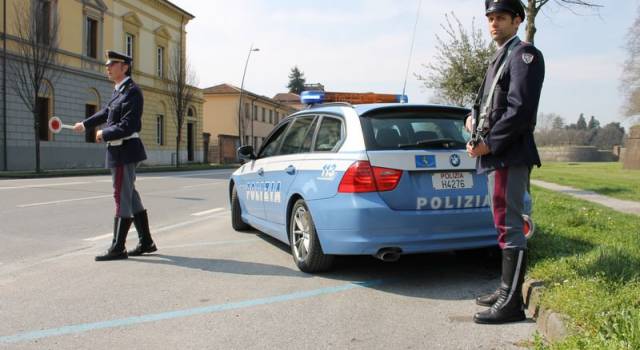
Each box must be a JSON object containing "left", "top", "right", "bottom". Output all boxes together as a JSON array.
[
  {"left": 128, "top": 210, "right": 157, "bottom": 256},
  {"left": 474, "top": 248, "right": 527, "bottom": 324},
  {"left": 475, "top": 288, "right": 500, "bottom": 307},
  {"left": 95, "top": 217, "right": 132, "bottom": 261}
]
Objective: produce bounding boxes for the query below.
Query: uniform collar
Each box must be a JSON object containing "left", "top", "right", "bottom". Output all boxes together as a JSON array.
[
  {"left": 490, "top": 35, "right": 520, "bottom": 64},
  {"left": 114, "top": 77, "right": 131, "bottom": 92}
]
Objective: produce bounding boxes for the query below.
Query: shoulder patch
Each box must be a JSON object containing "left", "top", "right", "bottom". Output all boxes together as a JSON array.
[{"left": 522, "top": 53, "right": 535, "bottom": 64}]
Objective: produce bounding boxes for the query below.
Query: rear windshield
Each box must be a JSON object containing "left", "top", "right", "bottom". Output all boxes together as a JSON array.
[{"left": 360, "top": 108, "right": 471, "bottom": 151}]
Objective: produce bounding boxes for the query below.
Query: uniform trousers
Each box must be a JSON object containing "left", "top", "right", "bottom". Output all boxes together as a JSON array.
[
  {"left": 487, "top": 165, "right": 529, "bottom": 249},
  {"left": 111, "top": 162, "right": 144, "bottom": 218}
]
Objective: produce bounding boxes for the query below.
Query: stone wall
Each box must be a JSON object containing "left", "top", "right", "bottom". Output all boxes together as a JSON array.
[
  {"left": 623, "top": 125, "right": 640, "bottom": 169},
  {"left": 538, "top": 146, "right": 618, "bottom": 162}
]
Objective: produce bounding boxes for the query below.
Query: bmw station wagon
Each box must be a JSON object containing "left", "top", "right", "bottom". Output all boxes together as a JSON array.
[{"left": 229, "top": 98, "right": 532, "bottom": 272}]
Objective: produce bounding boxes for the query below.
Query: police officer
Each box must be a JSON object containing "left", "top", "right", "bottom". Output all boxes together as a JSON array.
[
  {"left": 465, "top": 0, "right": 544, "bottom": 324},
  {"left": 73, "top": 50, "right": 158, "bottom": 261}
]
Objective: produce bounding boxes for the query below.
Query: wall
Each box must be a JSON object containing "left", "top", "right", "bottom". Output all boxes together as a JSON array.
[{"left": 538, "top": 146, "right": 618, "bottom": 163}]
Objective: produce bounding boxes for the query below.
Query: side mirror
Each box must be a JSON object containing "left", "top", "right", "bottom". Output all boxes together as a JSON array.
[{"left": 237, "top": 145, "right": 256, "bottom": 162}]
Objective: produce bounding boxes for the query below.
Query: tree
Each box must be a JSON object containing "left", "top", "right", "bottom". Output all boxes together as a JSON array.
[
  {"left": 11, "top": 0, "right": 60, "bottom": 173},
  {"left": 587, "top": 116, "right": 600, "bottom": 130},
  {"left": 522, "top": 1, "right": 603, "bottom": 44},
  {"left": 592, "top": 122, "right": 625, "bottom": 150},
  {"left": 168, "top": 46, "right": 198, "bottom": 168},
  {"left": 287, "top": 66, "right": 306, "bottom": 95},
  {"left": 576, "top": 113, "right": 587, "bottom": 130},
  {"left": 417, "top": 13, "right": 495, "bottom": 107},
  {"left": 620, "top": 4, "right": 640, "bottom": 118},
  {"left": 552, "top": 115, "right": 565, "bottom": 129}
]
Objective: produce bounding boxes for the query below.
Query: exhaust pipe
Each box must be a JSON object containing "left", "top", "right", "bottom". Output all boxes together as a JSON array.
[{"left": 375, "top": 247, "right": 402, "bottom": 262}]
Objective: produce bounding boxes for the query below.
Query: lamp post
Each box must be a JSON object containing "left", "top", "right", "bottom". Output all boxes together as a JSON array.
[{"left": 237, "top": 45, "right": 259, "bottom": 148}]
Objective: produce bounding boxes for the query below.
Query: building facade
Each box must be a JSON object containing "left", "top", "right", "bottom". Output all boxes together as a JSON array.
[
  {"left": 0, "top": 0, "right": 203, "bottom": 171},
  {"left": 203, "top": 84, "right": 297, "bottom": 163}
]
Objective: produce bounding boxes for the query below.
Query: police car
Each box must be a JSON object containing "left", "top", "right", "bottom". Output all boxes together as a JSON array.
[{"left": 229, "top": 92, "right": 532, "bottom": 272}]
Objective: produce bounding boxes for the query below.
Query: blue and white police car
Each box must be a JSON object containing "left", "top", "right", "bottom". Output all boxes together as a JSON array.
[{"left": 229, "top": 93, "right": 532, "bottom": 272}]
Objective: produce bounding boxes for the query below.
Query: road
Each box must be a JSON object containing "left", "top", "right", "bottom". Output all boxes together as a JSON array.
[{"left": 0, "top": 170, "right": 535, "bottom": 349}]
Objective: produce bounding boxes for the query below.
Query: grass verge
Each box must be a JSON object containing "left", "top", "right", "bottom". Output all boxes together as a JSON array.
[
  {"left": 530, "top": 186, "right": 640, "bottom": 349},
  {"left": 531, "top": 162, "right": 640, "bottom": 202}
]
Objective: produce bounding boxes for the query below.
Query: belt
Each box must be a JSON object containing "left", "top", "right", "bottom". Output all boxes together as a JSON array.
[{"left": 107, "top": 132, "right": 139, "bottom": 146}]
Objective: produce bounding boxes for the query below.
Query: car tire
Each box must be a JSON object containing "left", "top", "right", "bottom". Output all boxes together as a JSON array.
[
  {"left": 289, "top": 199, "right": 335, "bottom": 273},
  {"left": 231, "top": 186, "right": 251, "bottom": 231}
]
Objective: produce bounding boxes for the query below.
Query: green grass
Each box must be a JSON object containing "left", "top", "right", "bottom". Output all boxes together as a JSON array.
[
  {"left": 529, "top": 187, "right": 640, "bottom": 349},
  {"left": 532, "top": 162, "right": 640, "bottom": 202}
]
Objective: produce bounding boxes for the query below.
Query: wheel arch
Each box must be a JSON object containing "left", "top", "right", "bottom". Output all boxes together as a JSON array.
[{"left": 285, "top": 193, "right": 304, "bottom": 244}]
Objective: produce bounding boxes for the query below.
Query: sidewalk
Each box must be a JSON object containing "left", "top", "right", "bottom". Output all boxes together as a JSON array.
[{"left": 531, "top": 179, "right": 640, "bottom": 216}]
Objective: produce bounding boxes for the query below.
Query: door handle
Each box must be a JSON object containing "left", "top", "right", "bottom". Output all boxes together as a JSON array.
[
  {"left": 286, "top": 165, "right": 296, "bottom": 175},
  {"left": 258, "top": 168, "right": 264, "bottom": 176}
]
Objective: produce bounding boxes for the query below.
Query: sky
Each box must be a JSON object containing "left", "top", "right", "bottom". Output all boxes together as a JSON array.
[{"left": 170, "top": 0, "right": 639, "bottom": 129}]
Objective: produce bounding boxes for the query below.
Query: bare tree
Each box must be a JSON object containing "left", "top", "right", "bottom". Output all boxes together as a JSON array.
[
  {"left": 522, "top": 1, "right": 603, "bottom": 44},
  {"left": 621, "top": 4, "right": 640, "bottom": 119},
  {"left": 417, "top": 13, "right": 495, "bottom": 107},
  {"left": 168, "top": 46, "right": 198, "bottom": 168},
  {"left": 11, "top": 0, "right": 60, "bottom": 172}
]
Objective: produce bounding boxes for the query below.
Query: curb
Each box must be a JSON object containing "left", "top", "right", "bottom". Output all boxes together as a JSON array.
[
  {"left": 523, "top": 279, "right": 571, "bottom": 343},
  {"left": 0, "top": 164, "right": 239, "bottom": 179}
]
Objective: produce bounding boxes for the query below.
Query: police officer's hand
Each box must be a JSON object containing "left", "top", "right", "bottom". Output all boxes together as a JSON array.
[
  {"left": 95, "top": 130, "right": 104, "bottom": 143},
  {"left": 73, "top": 122, "right": 85, "bottom": 133},
  {"left": 466, "top": 141, "right": 490, "bottom": 158},
  {"left": 465, "top": 115, "right": 474, "bottom": 133}
]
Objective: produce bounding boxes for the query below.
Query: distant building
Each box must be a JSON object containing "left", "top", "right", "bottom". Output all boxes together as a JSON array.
[
  {"left": 203, "top": 84, "right": 297, "bottom": 164},
  {"left": 273, "top": 93, "right": 305, "bottom": 111},
  {"left": 0, "top": 0, "right": 203, "bottom": 170}
]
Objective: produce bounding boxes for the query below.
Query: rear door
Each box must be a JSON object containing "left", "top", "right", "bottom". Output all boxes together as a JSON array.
[{"left": 360, "top": 107, "right": 489, "bottom": 211}]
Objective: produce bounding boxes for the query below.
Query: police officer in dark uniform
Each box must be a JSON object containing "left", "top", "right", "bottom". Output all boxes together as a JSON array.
[
  {"left": 73, "top": 50, "right": 157, "bottom": 261},
  {"left": 465, "top": 0, "right": 545, "bottom": 324}
]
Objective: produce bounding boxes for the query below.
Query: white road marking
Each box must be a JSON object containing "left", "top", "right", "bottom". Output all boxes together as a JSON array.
[
  {"left": 191, "top": 207, "right": 225, "bottom": 216},
  {"left": 83, "top": 211, "right": 230, "bottom": 241},
  {"left": 0, "top": 181, "right": 93, "bottom": 190},
  {"left": 17, "top": 194, "right": 112, "bottom": 208}
]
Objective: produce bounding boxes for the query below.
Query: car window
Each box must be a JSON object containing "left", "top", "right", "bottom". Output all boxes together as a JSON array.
[
  {"left": 279, "top": 116, "right": 316, "bottom": 155},
  {"left": 361, "top": 109, "right": 469, "bottom": 150},
  {"left": 300, "top": 117, "right": 319, "bottom": 153},
  {"left": 258, "top": 122, "right": 289, "bottom": 158},
  {"left": 314, "top": 117, "right": 343, "bottom": 152}
]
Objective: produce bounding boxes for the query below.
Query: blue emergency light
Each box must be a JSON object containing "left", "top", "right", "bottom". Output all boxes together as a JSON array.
[
  {"left": 396, "top": 94, "right": 409, "bottom": 103},
  {"left": 300, "top": 90, "right": 325, "bottom": 105}
]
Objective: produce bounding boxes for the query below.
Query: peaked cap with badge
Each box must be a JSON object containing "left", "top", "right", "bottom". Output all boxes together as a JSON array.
[
  {"left": 105, "top": 50, "right": 132, "bottom": 66},
  {"left": 485, "top": 0, "right": 526, "bottom": 20}
]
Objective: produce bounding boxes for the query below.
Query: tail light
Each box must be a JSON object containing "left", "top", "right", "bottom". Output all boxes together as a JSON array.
[{"left": 338, "top": 161, "right": 402, "bottom": 193}]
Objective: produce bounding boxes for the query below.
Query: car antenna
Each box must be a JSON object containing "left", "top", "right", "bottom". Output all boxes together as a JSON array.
[{"left": 401, "top": 0, "right": 422, "bottom": 103}]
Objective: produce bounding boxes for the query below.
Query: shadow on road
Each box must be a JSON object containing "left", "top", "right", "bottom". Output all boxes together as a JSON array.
[{"left": 129, "top": 254, "right": 310, "bottom": 279}]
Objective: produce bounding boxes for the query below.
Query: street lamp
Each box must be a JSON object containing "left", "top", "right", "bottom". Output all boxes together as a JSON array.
[{"left": 237, "top": 45, "right": 259, "bottom": 148}]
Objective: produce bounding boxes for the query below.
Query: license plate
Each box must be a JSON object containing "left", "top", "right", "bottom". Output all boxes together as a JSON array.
[{"left": 432, "top": 172, "right": 473, "bottom": 190}]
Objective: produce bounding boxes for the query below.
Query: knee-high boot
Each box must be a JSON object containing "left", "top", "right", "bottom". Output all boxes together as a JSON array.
[
  {"left": 95, "top": 217, "right": 132, "bottom": 261},
  {"left": 473, "top": 248, "right": 527, "bottom": 324},
  {"left": 128, "top": 210, "right": 157, "bottom": 256}
]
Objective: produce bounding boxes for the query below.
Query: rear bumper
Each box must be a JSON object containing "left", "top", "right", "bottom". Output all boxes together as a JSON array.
[{"left": 306, "top": 193, "right": 497, "bottom": 255}]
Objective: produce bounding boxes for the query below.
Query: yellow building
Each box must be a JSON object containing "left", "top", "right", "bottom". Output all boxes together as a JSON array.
[
  {"left": 0, "top": 0, "right": 203, "bottom": 170},
  {"left": 203, "top": 84, "right": 298, "bottom": 164}
]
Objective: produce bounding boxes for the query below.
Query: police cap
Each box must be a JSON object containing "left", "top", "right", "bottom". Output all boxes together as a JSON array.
[
  {"left": 105, "top": 50, "right": 132, "bottom": 66},
  {"left": 485, "top": 0, "right": 526, "bottom": 20}
]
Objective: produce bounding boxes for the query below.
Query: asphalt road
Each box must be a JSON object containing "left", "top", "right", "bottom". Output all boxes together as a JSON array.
[{"left": 0, "top": 170, "right": 535, "bottom": 349}]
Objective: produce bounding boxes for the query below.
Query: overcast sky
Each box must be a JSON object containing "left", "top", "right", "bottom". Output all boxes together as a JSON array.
[{"left": 170, "top": 0, "right": 639, "bottom": 128}]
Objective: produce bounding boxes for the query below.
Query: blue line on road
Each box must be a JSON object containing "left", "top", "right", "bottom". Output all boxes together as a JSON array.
[{"left": 0, "top": 279, "right": 385, "bottom": 344}]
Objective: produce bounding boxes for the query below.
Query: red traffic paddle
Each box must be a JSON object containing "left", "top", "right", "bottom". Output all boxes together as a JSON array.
[{"left": 48, "top": 117, "right": 74, "bottom": 134}]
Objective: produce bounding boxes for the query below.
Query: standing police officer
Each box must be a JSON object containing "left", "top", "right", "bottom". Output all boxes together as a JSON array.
[
  {"left": 73, "top": 50, "right": 158, "bottom": 261},
  {"left": 466, "top": 0, "right": 545, "bottom": 324}
]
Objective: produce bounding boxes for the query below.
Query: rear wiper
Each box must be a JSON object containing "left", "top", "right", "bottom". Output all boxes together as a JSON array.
[{"left": 398, "top": 138, "right": 466, "bottom": 149}]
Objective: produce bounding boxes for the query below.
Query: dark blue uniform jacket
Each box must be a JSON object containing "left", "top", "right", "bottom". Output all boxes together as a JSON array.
[
  {"left": 84, "top": 78, "right": 147, "bottom": 168},
  {"left": 473, "top": 36, "right": 545, "bottom": 174}
]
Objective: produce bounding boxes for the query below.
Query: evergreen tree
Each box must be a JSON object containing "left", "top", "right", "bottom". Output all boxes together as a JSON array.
[
  {"left": 287, "top": 66, "right": 306, "bottom": 95},
  {"left": 587, "top": 116, "right": 600, "bottom": 130},
  {"left": 576, "top": 114, "right": 587, "bottom": 130}
]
